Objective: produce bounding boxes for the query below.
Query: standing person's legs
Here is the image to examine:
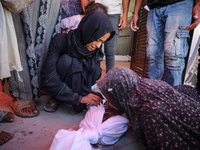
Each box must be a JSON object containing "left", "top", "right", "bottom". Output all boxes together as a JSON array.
[
  {"left": 146, "top": 9, "right": 165, "bottom": 80},
  {"left": 104, "top": 14, "right": 120, "bottom": 73},
  {"left": 9, "top": 0, "right": 61, "bottom": 117},
  {"left": 163, "top": 0, "right": 193, "bottom": 86}
]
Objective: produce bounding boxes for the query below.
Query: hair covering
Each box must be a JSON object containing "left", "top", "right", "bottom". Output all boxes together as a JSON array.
[
  {"left": 42, "top": 11, "right": 115, "bottom": 109},
  {"left": 49, "top": 101, "right": 129, "bottom": 150},
  {"left": 98, "top": 67, "right": 200, "bottom": 149},
  {"left": 75, "top": 11, "right": 114, "bottom": 46},
  {"left": 69, "top": 11, "right": 115, "bottom": 100}
]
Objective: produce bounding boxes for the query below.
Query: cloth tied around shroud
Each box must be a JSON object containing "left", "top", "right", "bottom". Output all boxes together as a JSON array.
[{"left": 50, "top": 100, "right": 129, "bottom": 150}]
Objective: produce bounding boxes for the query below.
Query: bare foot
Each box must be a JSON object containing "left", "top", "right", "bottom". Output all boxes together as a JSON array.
[
  {"left": 3, "top": 112, "right": 14, "bottom": 122},
  {"left": 12, "top": 99, "right": 39, "bottom": 115},
  {"left": 0, "top": 131, "right": 14, "bottom": 146},
  {"left": 21, "top": 106, "right": 38, "bottom": 115}
]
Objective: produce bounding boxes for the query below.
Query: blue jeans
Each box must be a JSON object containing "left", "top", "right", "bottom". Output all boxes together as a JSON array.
[
  {"left": 104, "top": 14, "right": 120, "bottom": 72},
  {"left": 146, "top": 0, "right": 193, "bottom": 86}
]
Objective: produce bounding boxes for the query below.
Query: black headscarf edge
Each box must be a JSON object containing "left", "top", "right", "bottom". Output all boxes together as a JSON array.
[{"left": 75, "top": 11, "right": 115, "bottom": 46}]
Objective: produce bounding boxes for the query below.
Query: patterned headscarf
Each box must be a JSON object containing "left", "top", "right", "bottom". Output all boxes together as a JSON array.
[{"left": 98, "top": 67, "right": 200, "bottom": 148}]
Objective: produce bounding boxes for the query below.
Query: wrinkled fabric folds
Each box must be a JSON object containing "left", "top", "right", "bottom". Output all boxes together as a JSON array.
[
  {"left": 98, "top": 67, "right": 200, "bottom": 149},
  {"left": 50, "top": 102, "right": 129, "bottom": 150},
  {"left": 0, "top": 2, "right": 23, "bottom": 79},
  {"left": 42, "top": 11, "right": 115, "bottom": 105}
]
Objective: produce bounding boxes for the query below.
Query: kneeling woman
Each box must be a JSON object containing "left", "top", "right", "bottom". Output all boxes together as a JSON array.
[
  {"left": 41, "top": 11, "right": 115, "bottom": 113},
  {"left": 98, "top": 67, "right": 200, "bottom": 149}
]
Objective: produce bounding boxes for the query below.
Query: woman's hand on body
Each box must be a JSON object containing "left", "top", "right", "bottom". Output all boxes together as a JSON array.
[{"left": 81, "top": 93, "right": 103, "bottom": 106}]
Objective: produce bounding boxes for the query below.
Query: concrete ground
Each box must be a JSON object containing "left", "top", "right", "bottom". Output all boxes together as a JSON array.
[{"left": 0, "top": 60, "right": 146, "bottom": 150}]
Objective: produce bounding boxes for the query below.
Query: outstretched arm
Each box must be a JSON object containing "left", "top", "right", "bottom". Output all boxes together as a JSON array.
[
  {"left": 119, "top": 0, "right": 130, "bottom": 30},
  {"left": 81, "top": 93, "right": 103, "bottom": 106},
  {"left": 130, "top": 0, "right": 144, "bottom": 31},
  {"left": 184, "top": 0, "right": 200, "bottom": 30}
]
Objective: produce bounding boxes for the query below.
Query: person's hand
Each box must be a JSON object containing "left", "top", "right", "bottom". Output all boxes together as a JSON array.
[
  {"left": 80, "top": 93, "right": 103, "bottom": 106},
  {"left": 130, "top": 13, "right": 139, "bottom": 31},
  {"left": 119, "top": 14, "right": 128, "bottom": 31},
  {"left": 184, "top": 2, "right": 200, "bottom": 30}
]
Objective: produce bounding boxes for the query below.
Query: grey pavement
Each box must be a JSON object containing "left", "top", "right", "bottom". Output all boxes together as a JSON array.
[
  {"left": 1, "top": 60, "right": 146, "bottom": 150},
  {"left": 0, "top": 94, "right": 146, "bottom": 150}
]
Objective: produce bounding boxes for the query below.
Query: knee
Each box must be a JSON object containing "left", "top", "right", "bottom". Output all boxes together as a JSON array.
[
  {"left": 165, "top": 57, "right": 185, "bottom": 69},
  {"left": 56, "top": 55, "right": 72, "bottom": 71}
]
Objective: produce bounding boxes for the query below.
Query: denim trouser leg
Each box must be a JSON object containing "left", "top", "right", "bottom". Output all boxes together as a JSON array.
[
  {"left": 104, "top": 14, "right": 120, "bottom": 72},
  {"left": 146, "top": 0, "right": 193, "bottom": 86}
]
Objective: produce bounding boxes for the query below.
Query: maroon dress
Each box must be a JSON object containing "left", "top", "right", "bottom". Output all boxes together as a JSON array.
[{"left": 98, "top": 67, "right": 200, "bottom": 150}]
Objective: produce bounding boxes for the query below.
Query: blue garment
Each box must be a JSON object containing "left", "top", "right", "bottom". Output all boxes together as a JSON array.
[
  {"left": 104, "top": 14, "right": 120, "bottom": 72},
  {"left": 10, "top": 0, "right": 61, "bottom": 100},
  {"left": 146, "top": 0, "right": 193, "bottom": 86},
  {"left": 147, "top": 0, "right": 184, "bottom": 9}
]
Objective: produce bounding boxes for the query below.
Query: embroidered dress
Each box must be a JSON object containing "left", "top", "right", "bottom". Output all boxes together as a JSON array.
[{"left": 10, "top": 0, "right": 61, "bottom": 100}]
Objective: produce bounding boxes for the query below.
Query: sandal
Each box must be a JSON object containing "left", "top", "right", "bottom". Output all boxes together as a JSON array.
[
  {"left": 43, "top": 98, "right": 60, "bottom": 112},
  {"left": 0, "top": 131, "right": 14, "bottom": 146},
  {"left": 0, "top": 110, "right": 14, "bottom": 122},
  {"left": 10, "top": 100, "right": 39, "bottom": 118}
]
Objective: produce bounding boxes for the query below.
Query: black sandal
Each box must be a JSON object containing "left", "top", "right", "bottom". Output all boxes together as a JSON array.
[
  {"left": 0, "top": 110, "right": 14, "bottom": 122},
  {"left": 0, "top": 131, "right": 14, "bottom": 146},
  {"left": 43, "top": 98, "right": 60, "bottom": 112}
]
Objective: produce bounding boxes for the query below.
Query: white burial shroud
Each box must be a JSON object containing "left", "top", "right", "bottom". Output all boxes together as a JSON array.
[{"left": 50, "top": 102, "right": 129, "bottom": 150}]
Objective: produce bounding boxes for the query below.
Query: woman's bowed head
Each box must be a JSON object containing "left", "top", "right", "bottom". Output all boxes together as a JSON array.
[
  {"left": 98, "top": 67, "right": 200, "bottom": 149},
  {"left": 75, "top": 11, "right": 115, "bottom": 52},
  {"left": 86, "top": 32, "right": 111, "bottom": 51},
  {"left": 41, "top": 11, "right": 115, "bottom": 113},
  {"left": 73, "top": 11, "right": 115, "bottom": 106}
]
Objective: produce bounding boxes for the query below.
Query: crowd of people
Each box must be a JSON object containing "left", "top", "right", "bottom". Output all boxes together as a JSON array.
[{"left": 1, "top": 0, "right": 200, "bottom": 149}]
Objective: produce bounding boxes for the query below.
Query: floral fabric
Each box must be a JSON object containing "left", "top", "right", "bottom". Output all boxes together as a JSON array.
[
  {"left": 10, "top": 0, "right": 61, "bottom": 100},
  {"left": 98, "top": 67, "right": 200, "bottom": 149},
  {"left": 61, "top": 0, "right": 82, "bottom": 19}
]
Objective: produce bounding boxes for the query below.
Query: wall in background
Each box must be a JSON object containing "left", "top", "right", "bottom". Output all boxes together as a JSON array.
[{"left": 115, "top": 0, "right": 135, "bottom": 55}]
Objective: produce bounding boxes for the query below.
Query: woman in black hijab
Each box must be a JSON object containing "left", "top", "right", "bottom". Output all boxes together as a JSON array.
[
  {"left": 41, "top": 11, "right": 115, "bottom": 113},
  {"left": 98, "top": 67, "right": 200, "bottom": 150}
]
